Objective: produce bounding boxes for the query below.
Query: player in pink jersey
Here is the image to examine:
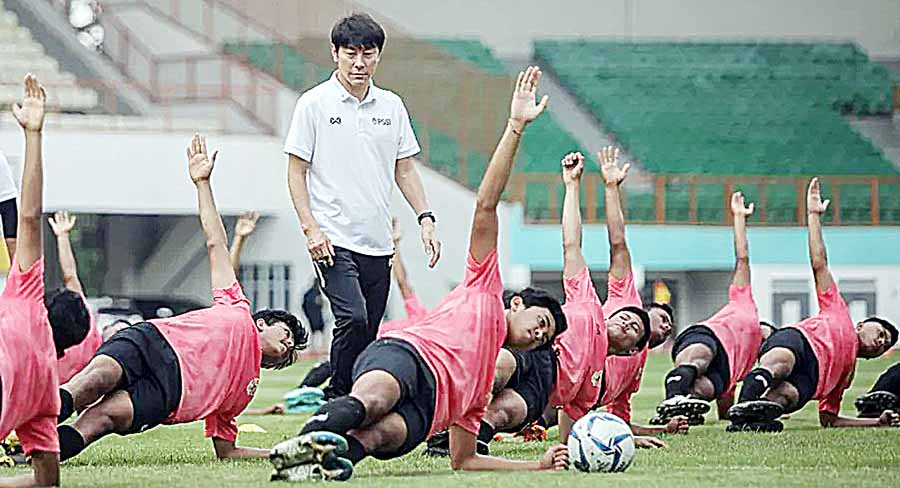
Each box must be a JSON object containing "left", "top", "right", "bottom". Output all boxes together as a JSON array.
[
  {"left": 0, "top": 74, "right": 90, "bottom": 487},
  {"left": 49, "top": 211, "right": 104, "bottom": 385},
  {"left": 269, "top": 66, "right": 570, "bottom": 482},
  {"left": 54, "top": 135, "right": 307, "bottom": 462},
  {"left": 727, "top": 178, "right": 898, "bottom": 432},
  {"left": 656, "top": 192, "right": 762, "bottom": 424}
]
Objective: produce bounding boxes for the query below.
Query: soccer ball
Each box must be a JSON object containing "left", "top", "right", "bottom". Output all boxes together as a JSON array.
[{"left": 567, "top": 412, "right": 635, "bottom": 473}]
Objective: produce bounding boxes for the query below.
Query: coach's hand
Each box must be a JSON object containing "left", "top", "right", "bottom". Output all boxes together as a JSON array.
[
  {"left": 305, "top": 225, "right": 335, "bottom": 267},
  {"left": 509, "top": 66, "right": 549, "bottom": 132},
  {"left": 634, "top": 436, "right": 667, "bottom": 449},
  {"left": 540, "top": 444, "right": 569, "bottom": 470},
  {"left": 421, "top": 220, "right": 441, "bottom": 268},
  {"left": 665, "top": 416, "right": 690, "bottom": 435},
  {"left": 12, "top": 73, "right": 46, "bottom": 133},
  {"left": 598, "top": 145, "right": 629, "bottom": 186},
  {"left": 187, "top": 133, "right": 217, "bottom": 183},
  {"left": 878, "top": 410, "right": 900, "bottom": 427}
]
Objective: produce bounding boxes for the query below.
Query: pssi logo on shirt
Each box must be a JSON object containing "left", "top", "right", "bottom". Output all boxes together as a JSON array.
[
  {"left": 246, "top": 377, "right": 260, "bottom": 397},
  {"left": 371, "top": 117, "right": 392, "bottom": 126}
]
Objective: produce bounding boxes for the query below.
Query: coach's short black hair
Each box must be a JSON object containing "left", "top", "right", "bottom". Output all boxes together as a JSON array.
[
  {"left": 611, "top": 305, "right": 652, "bottom": 351},
  {"left": 254, "top": 309, "right": 308, "bottom": 370},
  {"left": 45, "top": 288, "right": 90, "bottom": 358},
  {"left": 865, "top": 316, "right": 898, "bottom": 350},
  {"left": 507, "top": 287, "right": 567, "bottom": 346},
  {"left": 331, "top": 13, "right": 385, "bottom": 52}
]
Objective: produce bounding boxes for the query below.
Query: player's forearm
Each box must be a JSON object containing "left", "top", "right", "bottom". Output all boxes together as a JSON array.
[
  {"left": 477, "top": 122, "right": 522, "bottom": 212},
  {"left": 218, "top": 446, "right": 271, "bottom": 459},
  {"left": 561, "top": 180, "right": 587, "bottom": 277},
  {"left": 16, "top": 131, "right": 43, "bottom": 268},
  {"left": 451, "top": 454, "right": 541, "bottom": 472},
  {"left": 629, "top": 423, "right": 665, "bottom": 436},
  {"left": 56, "top": 233, "right": 83, "bottom": 294},
  {"left": 395, "top": 158, "right": 430, "bottom": 215},
  {"left": 230, "top": 234, "right": 246, "bottom": 275},
  {"left": 195, "top": 181, "right": 236, "bottom": 288},
  {"left": 287, "top": 158, "right": 320, "bottom": 233},
  {"left": 807, "top": 212, "right": 827, "bottom": 272},
  {"left": 732, "top": 214, "right": 750, "bottom": 287},
  {"left": 605, "top": 184, "right": 631, "bottom": 280},
  {"left": 820, "top": 412, "right": 882, "bottom": 428},
  {"left": 558, "top": 410, "right": 574, "bottom": 443},
  {"left": 0, "top": 474, "right": 44, "bottom": 487}
]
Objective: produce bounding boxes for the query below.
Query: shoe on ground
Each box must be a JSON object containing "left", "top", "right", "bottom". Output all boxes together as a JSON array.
[
  {"left": 725, "top": 419, "right": 784, "bottom": 433},
  {"left": 855, "top": 391, "right": 899, "bottom": 418},
  {"left": 656, "top": 395, "right": 711, "bottom": 420},
  {"left": 424, "top": 430, "right": 450, "bottom": 457},
  {"left": 270, "top": 454, "right": 353, "bottom": 483},
  {"left": 727, "top": 400, "right": 784, "bottom": 424},
  {"left": 269, "top": 432, "right": 349, "bottom": 471}
]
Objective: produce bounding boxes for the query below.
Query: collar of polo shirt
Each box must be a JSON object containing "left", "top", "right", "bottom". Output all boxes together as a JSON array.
[{"left": 330, "top": 70, "right": 377, "bottom": 105}]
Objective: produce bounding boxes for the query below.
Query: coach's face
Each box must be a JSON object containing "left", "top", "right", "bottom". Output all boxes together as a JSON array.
[
  {"left": 505, "top": 297, "right": 555, "bottom": 351},
  {"left": 332, "top": 44, "right": 380, "bottom": 88},
  {"left": 856, "top": 320, "right": 891, "bottom": 358}
]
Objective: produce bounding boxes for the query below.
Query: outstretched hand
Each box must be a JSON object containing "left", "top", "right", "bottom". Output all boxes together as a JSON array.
[
  {"left": 12, "top": 73, "right": 46, "bottom": 133},
  {"left": 187, "top": 133, "right": 218, "bottom": 184},
  {"left": 598, "top": 146, "right": 629, "bottom": 186},
  {"left": 561, "top": 152, "right": 585, "bottom": 185},
  {"left": 879, "top": 410, "right": 900, "bottom": 427},
  {"left": 634, "top": 436, "right": 668, "bottom": 449},
  {"left": 235, "top": 211, "right": 260, "bottom": 237},
  {"left": 509, "top": 66, "right": 549, "bottom": 128},
  {"left": 48, "top": 211, "right": 77, "bottom": 236},
  {"left": 807, "top": 177, "right": 830, "bottom": 215},
  {"left": 540, "top": 444, "right": 569, "bottom": 470},
  {"left": 665, "top": 416, "right": 690, "bottom": 435},
  {"left": 731, "top": 191, "right": 755, "bottom": 217}
]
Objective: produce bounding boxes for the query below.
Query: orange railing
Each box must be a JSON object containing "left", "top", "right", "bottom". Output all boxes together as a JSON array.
[{"left": 509, "top": 173, "right": 900, "bottom": 226}]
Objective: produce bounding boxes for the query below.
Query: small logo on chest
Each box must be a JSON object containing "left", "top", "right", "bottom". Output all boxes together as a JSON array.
[
  {"left": 246, "top": 377, "right": 260, "bottom": 397},
  {"left": 591, "top": 370, "right": 603, "bottom": 387},
  {"left": 329, "top": 117, "right": 342, "bottom": 125},
  {"left": 372, "top": 117, "right": 392, "bottom": 126}
]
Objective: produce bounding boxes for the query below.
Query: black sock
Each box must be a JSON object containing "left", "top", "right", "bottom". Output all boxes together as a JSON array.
[
  {"left": 58, "top": 389, "right": 75, "bottom": 423},
  {"left": 299, "top": 396, "right": 366, "bottom": 436},
  {"left": 739, "top": 368, "right": 774, "bottom": 403},
  {"left": 344, "top": 435, "right": 367, "bottom": 464},
  {"left": 477, "top": 420, "right": 496, "bottom": 445},
  {"left": 665, "top": 364, "right": 699, "bottom": 399},
  {"left": 58, "top": 425, "right": 85, "bottom": 461}
]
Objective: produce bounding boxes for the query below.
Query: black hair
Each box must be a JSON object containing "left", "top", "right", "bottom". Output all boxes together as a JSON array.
[
  {"left": 331, "top": 13, "right": 385, "bottom": 52},
  {"left": 611, "top": 305, "right": 652, "bottom": 351},
  {"left": 45, "top": 288, "right": 90, "bottom": 358},
  {"left": 507, "top": 287, "right": 567, "bottom": 345},
  {"left": 759, "top": 320, "right": 777, "bottom": 332},
  {"left": 864, "top": 316, "right": 898, "bottom": 350},
  {"left": 254, "top": 309, "right": 308, "bottom": 370},
  {"left": 647, "top": 302, "right": 675, "bottom": 349}
]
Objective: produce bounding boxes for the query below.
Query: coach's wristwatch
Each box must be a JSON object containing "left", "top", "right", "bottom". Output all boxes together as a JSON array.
[{"left": 417, "top": 211, "right": 436, "bottom": 225}]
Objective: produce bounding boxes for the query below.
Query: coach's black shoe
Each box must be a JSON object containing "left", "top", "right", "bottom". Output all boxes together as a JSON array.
[
  {"left": 269, "top": 432, "right": 349, "bottom": 471},
  {"left": 855, "top": 391, "right": 899, "bottom": 418},
  {"left": 424, "top": 431, "right": 450, "bottom": 457},
  {"left": 656, "top": 395, "right": 711, "bottom": 421},
  {"left": 726, "top": 420, "right": 783, "bottom": 433},
  {"left": 727, "top": 400, "right": 783, "bottom": 424}
]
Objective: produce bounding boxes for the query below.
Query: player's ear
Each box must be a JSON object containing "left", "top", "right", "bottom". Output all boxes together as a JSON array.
[
  {"left": 509, "top": 295, "right": 525, "bottom": 312},
  {"left": 331, "top": 44, "right": 339, "bottom": 63},
  {"left": 255, "top": 318, "right": 267, "bottom": 331}
]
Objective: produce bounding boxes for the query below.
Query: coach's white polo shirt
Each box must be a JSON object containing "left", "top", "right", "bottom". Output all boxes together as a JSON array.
[
  {"left": 0, "top": 151, "right": 18, "bottom": 203},
  {"left": 284, "top": 71, "right": 420, "bottom": 256}
]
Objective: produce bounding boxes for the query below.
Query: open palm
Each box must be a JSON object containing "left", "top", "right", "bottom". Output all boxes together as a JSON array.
[
  {"left": 187, "top": 133, "right": 217, "bottom": 183},
  {"left": 12, "top": 74, "right": 46, "bottom": 132},
  {"left": 48, "top": 211, "right": 77, "bottom": 236},
  {"left": 235, "top": 211, "right": 260, "bottom": 237},
  {"left": 598, "top": 146, "right": 629, "bottom": 185},
  {"left": 731, "top": 192, "right": 754, "bottom": 217},
  {"left": 807, "top": 177, "right": 830, "bottom": 215},
  {"left": 509, "top": 66, "right": 549, "bottom": 125}
]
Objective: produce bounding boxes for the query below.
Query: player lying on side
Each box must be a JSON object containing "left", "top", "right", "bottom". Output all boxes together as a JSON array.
[
  {"left": 268, "top": 66, "right": 569, "bottom": 482},
  {"left": 655, "top": 192, "right": 763, "bottom": 424},
  {"left": 856, "top": 362, "right": 900, "bottom": 418},
  {"left": 55, "top": 135, "right": 307, "bottom": 462},
  {"left": 727, "top": 178, "right": 898, "bottom": 431},
  {"left": 0, "top": 74, "right": 90, "bottom": 488}
]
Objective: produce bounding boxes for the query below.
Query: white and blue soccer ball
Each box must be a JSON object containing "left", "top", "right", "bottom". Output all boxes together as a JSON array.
[{"left": 567, "top": 412, "right": 635, "bottom": 473}]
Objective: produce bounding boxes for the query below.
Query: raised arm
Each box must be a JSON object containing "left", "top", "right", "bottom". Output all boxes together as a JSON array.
[
  {"left": 561, "top": 152, "right": 587, "bottom": 278},
  {"left": 288, "top": 155, "right": 335, "bottom": 266},
  {"left": 230, "top": 211, "right": 260, "bottom": 275},
  {"left": 48, "top": 211, "right": 84, "bottom": 295},
  {"left": 395, "top": 157, "right": 441, "bottom": 268},
  {"left": 187, "top": 134, "right": 237, "bottom": 290},
  {"left": 806, "top": 178, "right": 834, "bottom": 293},
  {"left": 730, "top": 192, "right": 754, "bottom": 288},
  {"left": 598, "top": 147, "right": 631, "bottom": 281},
  {"left": 469, "top": 66, "right": 549, "bottom": 263},
  {"left": 10, "top": 74, "right": 46, "bottom": 271}
]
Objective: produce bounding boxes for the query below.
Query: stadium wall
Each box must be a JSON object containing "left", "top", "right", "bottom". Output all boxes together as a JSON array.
[{"left": 355, "top": 0, "right": 900, "bottom": 59}]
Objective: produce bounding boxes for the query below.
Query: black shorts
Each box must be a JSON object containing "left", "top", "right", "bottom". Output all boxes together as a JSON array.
[
  {"left": 95, "top": 323, "right": 183, "bottom": 434},
  {"left": 0, "top": 198, "right": 17, "bottom": 239},
  {"left": 352, "top": 338, "right": 436, "bottom": 459},
  {"left": 760, "top": 327, "right": 819, "bottom": 411},
  {"left": 505, "top": 347, "right": 557, "bottom": 432},
  {"left": 672, "top": 325, "right": 731, "bottom": 399}
]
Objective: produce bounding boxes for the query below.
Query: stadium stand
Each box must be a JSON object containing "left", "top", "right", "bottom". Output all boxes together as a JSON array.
[{"left": 0, "top": 0, "right": 98, "bottom": 111}]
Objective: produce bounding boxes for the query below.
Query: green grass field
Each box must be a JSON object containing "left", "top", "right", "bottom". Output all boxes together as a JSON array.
[{"left": 4, "top": 352, "right": 899, "bottom": 487}]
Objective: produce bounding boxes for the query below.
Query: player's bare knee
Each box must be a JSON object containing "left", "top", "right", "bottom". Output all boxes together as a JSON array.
[
  {"left": 690, "top": 376, "right": 716, "bottom": 400},
  {"left": 351, "top": 371, "right": 401, "bottom": 419},
  {"left": 493, "top": 349, "right": 517, "bottom": 393},
  {"left": 758, "top": 349, "right": 795, "bottom": 380}
]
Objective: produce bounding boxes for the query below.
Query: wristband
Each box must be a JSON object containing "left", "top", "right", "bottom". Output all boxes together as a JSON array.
[{"left": 417, "top": 211, "right": 436, "bottom": 225}]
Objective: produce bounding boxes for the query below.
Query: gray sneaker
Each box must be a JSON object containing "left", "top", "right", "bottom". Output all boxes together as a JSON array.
[
  {"left": 270, "top": 454, "right": 353, "bottom": 483},
  {"left": 269, "top": 432, "right": 349, "bottom": 471}
]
